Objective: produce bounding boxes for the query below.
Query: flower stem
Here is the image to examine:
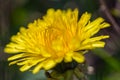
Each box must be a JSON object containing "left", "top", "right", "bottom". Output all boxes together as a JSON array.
[
  {"left": 64, "top": 70, "right": 74, "bottom": 80},
  {"left": 74, "top": 64, "right": 88, "bottom": 80}
]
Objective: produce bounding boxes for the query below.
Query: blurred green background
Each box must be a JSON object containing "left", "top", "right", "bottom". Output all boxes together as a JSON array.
[{"left": 1, "top": 0, "right": 120, "bottom": 80}]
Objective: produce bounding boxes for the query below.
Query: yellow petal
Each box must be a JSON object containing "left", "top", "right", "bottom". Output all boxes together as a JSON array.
[
  {"left": 17, "top": 58, "right": 45, "bottom": 66},
  {"left": 6, "top": 42, "right": 25, "bottom": 50},
  {"left": 11, "top": 36, "right": 22, "bottom": 43},
  {"left": 28, "top": 20, "right": 37, "bottom": 29},
  {"left": 78, "top": 12, "right": 91, "bottom": 27},
  {"left": 79, "top": 41, "right": 105, "bottom": 50},
  {"left": 8, "top": 53, "right": 24, "bottom": 61},
  {"left": 43, "top": 60, "right": 56, "bottom": 70},
  {"left": 92, "top": 41, "right": 105, "bottom": 47},
  {"left": 20, "top": 64, "right": 32, "bottom": 72},
  {"left": 82, "top": 35, "right": 109, "bottom": 45},
  {"left": 40, "top": 47, "right": 51, "bottom": 57},
  {"left": 9, "top": 58, "right": 26, "bottom": 66},
  {"left": 33, "top": 63, "right": 43, "bottom": 74},
  {"left": 4, "top": 47, "right": 21, "bottom": 53},
  {"left": 73, "top": 9, "right": 79, "bottom": 21},
  {"left": 20, "top": 27, "right": 27, "bottom": 33},
  {"left": 85, "top": 17, "right": 104, "bottom": 31},
  {"left": 52, "top": 38, "right": 63, "bottom": 52},
  {"left": 72, "top": 52, "right": 85, "bottom": 63},
  {"left": 54, "top": 57, "right": 63, "bottom": 63},
  {"left": 19, "top": 59, "right": 44, "bottom": 72},
  {"left": 47, "top": 8, "right": 55, "bottom": 15},
  {"left": 100, "top": 22, "right": 110, "bottom": 28},
  {"left": 64, "top": 52, "right": 74, "bottom": 63}
]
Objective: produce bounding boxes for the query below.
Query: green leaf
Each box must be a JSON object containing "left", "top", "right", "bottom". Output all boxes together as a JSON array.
[{"left": 92, "top": 48, "right": 120, "bottom": 71}]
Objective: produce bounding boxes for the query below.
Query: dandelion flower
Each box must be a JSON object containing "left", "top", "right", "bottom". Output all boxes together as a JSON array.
[{"left": 4, "top": 9, "right": 110, "bottom": 74}]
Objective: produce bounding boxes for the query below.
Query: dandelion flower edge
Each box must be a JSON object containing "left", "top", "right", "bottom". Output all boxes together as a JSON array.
[{"left": 4, "top": 8, "right": 110, "bottom": 74}]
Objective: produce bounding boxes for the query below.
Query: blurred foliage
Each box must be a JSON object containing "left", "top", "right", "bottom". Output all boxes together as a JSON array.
[
  {"left": 1, "top": 0, "right": 120, "bottom": 80},
  {"left": 9, "top": 0, "right": 99, "bottom": 36}
]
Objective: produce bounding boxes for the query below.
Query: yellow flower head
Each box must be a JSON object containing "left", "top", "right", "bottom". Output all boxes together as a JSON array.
[{"left": 4, "top": 9, "right": 110, "bottom": 74}]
